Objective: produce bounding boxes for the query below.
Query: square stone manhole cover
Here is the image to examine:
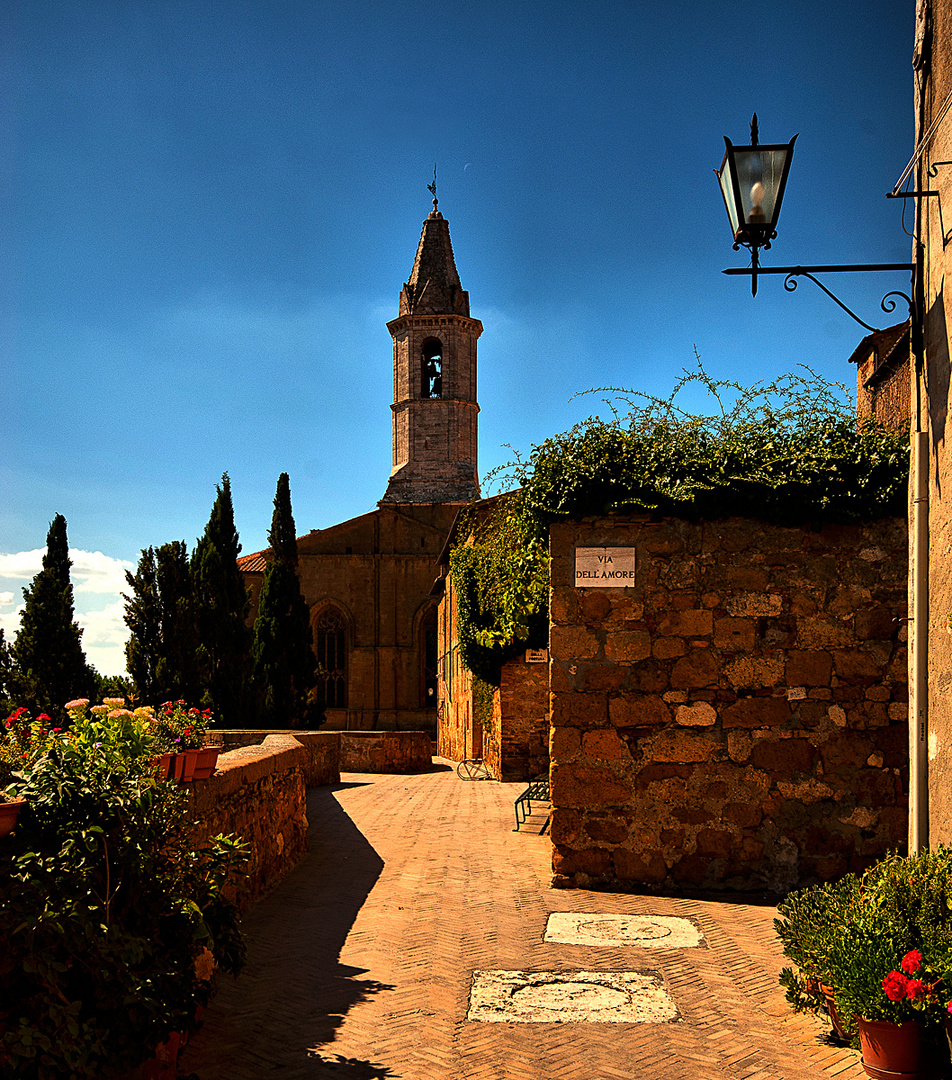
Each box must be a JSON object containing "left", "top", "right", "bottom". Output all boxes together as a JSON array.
[
  {"left": 467, "top": 970, "right": 679, "bottom": 1023},
  {"left": 543, "top": 913, "right": 703, "bottom": 949}
]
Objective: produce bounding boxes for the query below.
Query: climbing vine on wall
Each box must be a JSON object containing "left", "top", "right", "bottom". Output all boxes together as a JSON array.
[
  {"left": 450, "top": 360, "right": 909, "bottom": 687},
  {"left": 450, "top": 494, "right": 549, "bottom": 687}
]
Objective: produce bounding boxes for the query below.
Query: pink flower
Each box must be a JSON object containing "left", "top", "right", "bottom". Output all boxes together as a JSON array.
[
  {"left": 64, "top": 699, "right": 89, "bottom": 710},
  {"left": 883, "top": 971, "right": 910, "bottom": 1002},
  {"left": 901, "top": 950, "right": 923, "bottom": 975}
]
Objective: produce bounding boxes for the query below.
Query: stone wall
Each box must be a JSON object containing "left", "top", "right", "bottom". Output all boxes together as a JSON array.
[
  {"left": 187, "top": 735, "right": 310, "bottom": 911},
  {"left": 436, "top": 565, "right": 482, "bottom": 763},
  {"left": 549, "top": 515, "right": 908, "bottom": 894},
  {"left": 339, "top": 730, "right": 432, "bottom": 773},
  {"left": 211, "top": 730, "right": 341, "bottom": 786},
  {"left": 487, "top": 658, "right": 550, "bottom": 782}
]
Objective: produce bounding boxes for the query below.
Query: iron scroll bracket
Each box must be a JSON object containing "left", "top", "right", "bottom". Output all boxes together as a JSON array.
[{"left": 721, "top": 263, "right": 915, "bottom": 333}]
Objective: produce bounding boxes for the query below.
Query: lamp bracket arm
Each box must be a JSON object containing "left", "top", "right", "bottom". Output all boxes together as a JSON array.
[{"left": 783, "top": 271, "right": 880, "bottom": 332}]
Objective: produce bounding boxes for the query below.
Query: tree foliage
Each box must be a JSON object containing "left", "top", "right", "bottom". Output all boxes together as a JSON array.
[
  {"left": 191, "top": 474, "right": 251, "bottom": 727},
  {"left": 251, "top": 473, "right": 316, "bottom": 727},
  {"left": 9, "top": 515, "right": 94, "bottom": 719},
  {"left": 124, "top": 541, "right": 198, "bottom": 705}
]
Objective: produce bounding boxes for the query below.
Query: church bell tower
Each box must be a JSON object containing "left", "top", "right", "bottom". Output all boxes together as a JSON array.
[{"left": 380, "top": 198, "right": 482, "bottom": 504}]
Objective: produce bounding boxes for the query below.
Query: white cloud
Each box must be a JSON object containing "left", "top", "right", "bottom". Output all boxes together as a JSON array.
[
  {"left": 77, "top": 601, "right": 129, "bottom": 678},
  {"left": 0, "top": 549, "right": 134, "bottom": 676},
  {"left": 0, "top": 549, "right": 134, "bottom": 594}
]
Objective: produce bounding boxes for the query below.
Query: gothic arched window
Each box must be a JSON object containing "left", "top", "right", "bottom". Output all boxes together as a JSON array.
[
  {"left": 421, "top": 338, "right": 443, "bottom": 399},
  {"left": 315, "top": 608, "right": 347, "bottom": 710}
]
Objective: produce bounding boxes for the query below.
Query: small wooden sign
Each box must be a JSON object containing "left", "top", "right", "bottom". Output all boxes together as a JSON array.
[
  {"left": 525, "top": 649, "right": 549, "bottom": 663},
  {"left": 575, "top": 547, "right": 636, "bottom": 587}
]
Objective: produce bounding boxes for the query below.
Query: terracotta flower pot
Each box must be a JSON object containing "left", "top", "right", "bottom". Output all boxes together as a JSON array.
[
  {"left": 168, "top": 753, "right": 186, "bottom": 782},
  {"left": 820, "top": 983, "right": 851, "bottom": 1043},
  {"left": 178, "top": 748, "right": 200, "bottom": 783},
  {"left": 191, "top": 746, "right": 220, "bottom": 781},
  {"left": 858, "top": 1017, "right": 929, "bottom": 1080},
  {"left": 153, "top": 753, "right": 173, "bottom": 781},
  {"left": 0, "top": 798, "right": 26, "bottom": 838}
]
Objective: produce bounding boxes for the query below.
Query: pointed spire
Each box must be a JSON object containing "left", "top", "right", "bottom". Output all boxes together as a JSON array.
[{"left": 398, "top": 202, "right": 470, "bottom": 317}]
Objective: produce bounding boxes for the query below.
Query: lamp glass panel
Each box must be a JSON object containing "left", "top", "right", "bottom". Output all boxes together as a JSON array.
[
  {"left": 732, "top": 147, "right": 789, "bottom": 227},
  {"left": 717, "top": 160, "right": 740, "bottom": 233}
]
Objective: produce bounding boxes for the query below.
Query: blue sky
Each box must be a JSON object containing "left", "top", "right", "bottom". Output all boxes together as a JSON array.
[{"left": 0, "top": 0, "right": 917, "bottom": 675}]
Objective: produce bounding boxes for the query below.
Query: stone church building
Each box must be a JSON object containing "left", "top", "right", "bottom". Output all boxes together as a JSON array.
[{"left": 239, "top": 199, "right": 480, "bottom": 732}]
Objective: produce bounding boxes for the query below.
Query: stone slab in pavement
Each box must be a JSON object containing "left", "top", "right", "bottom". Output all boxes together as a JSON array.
[{"left": 180, "top": 760, "right": 865, "bottom": 1080}]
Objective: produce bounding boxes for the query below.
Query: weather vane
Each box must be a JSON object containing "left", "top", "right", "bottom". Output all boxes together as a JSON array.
[{"left": 427, "top": 164, "right": 437, "bottom": 206}]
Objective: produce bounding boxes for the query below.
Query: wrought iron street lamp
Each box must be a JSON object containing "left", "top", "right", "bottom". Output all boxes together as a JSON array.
[
  {"left": 716, "top": 114, "right": 797, "bottom": 295},
  {"left": 716, "top": 114, "right": 915, "bottom": 329}
]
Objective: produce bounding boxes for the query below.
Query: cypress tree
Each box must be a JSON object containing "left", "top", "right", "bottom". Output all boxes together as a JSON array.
[
  {"left": 192, "top": 474, "right": 250, "bottom": 726},
  {"left": 124, "top": 547, "right": 161, "bottom": 702},
  {"left": 123, "top": 541, "right": 198, "bottom": 705},
  {"left": 251, "top": 473, "right": 316, "bottom": 727},
  {"left": 11, "top": 515, "right": 94, "bottom": 718}
]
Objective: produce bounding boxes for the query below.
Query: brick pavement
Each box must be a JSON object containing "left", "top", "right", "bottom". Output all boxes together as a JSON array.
[{"left": 180, "top": 761, "right": 866, "bottom": 1080}]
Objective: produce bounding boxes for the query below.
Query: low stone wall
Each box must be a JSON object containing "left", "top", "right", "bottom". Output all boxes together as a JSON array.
[
  {"left": 187, "top": 735, "right": 309, "bottom": 911},
  {"left": 549, "top": 515, "right": 909, "bottom": 895},
  {"left": 488, "top": 659, "right": 549, "bottom": 782},
  {"left": 340, "top": 730, "right": 432, "bottom": 773},
  {"left": 210, "top": 730, "right": 341, "bottom": 786}
]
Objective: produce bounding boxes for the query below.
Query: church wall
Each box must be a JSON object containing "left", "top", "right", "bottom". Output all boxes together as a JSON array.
[
  {"left": 288, "top": 503, "right": 456, "bottom": 733},
  {"left": 548, "top": 515, "right": 908, "bottom": 894}
]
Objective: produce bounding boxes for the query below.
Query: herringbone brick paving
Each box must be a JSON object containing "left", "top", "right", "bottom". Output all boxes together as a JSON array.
[{"left": 180, "top": 762, "right": 866, "bottom": 1080}]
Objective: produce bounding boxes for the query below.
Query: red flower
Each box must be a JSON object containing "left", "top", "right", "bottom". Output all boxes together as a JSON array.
[
  {"left": 883, "top": 971, "right": 910, "bottom": 1001},
  {"left": 907, "top": 979, "right": 928, "bottom": 1001},
  {"left": 902, "top": 950, "right": 923, "bottom": 975}
]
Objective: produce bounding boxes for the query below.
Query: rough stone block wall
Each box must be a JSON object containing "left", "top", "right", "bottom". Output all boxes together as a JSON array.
[
  {"left": 211, "top": 730, "right": 341, "bottom": 787},
  {"left": 549, "top": 515, "right": 908, "bottom": 894},
  {"left": 489, "top": 659, "right": 550, "bottom": 782},
  {"left": 340, "top": 730, "right": 432, "bottom": 773},
  {"left": 187, "top": 735, "right": 309, "bottom": 911}
]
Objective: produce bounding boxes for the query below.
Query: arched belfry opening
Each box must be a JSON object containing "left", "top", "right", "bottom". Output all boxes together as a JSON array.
[{"left": 421, "top": 338, "right": 443, "bottom": 399}]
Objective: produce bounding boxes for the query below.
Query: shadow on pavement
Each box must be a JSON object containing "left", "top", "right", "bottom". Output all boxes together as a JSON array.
[{"left": 181, "top": 785, "right": 394, "bottom": 1078}]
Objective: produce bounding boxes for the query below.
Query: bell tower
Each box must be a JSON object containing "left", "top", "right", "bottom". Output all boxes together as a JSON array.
[{"left": 380, "top": 198, "right": 482, "bottom": 504}]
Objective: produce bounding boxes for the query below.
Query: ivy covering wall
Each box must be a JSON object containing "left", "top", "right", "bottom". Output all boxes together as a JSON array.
[{"left": 449, "top": 364, "right": 909, "bottom": 687}]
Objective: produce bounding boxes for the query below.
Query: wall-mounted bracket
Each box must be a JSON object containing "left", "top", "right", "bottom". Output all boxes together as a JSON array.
[{"left": 721, "top": 263, "right": 914, "bottom": 332}]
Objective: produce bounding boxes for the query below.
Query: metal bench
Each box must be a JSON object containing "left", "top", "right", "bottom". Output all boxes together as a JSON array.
[{"left": 514, "top": 775, "right": 551, "bottom": 833}]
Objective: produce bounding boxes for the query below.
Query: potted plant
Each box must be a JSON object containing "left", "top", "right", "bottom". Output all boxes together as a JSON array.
[
  {"left": 776, "top": 875, "right": 859, "bottom": 1042},
  {"left": 152, "top": 701, "right": 212, "bottom": 782},
  {"left": 777, "top": 849, "right": 952, "bottom": 1078},
  {"left": 0, "top": 706, "right": 66, "bottom": 837}
]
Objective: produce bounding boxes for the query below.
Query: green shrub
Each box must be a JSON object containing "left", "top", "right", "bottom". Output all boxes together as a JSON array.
[
  {"left": 0, "top": 705, "right": 246, "bottom": 1079},
  {"left": 776, "top": 849, "right": 952, "bottom": 1045},
  {"left": 512, "top": 363, "right": 908, "bottom": 526}
]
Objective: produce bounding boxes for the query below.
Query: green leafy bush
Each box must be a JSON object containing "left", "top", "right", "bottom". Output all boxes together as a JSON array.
[
  {"left": 0, "top": 704, "right": 246, "bottom": 1079},
  {"left": 512, "top": 363, "right": 908, "bottom": 525},
  {"left": 776, "top": 849, "right": 952, "bottom": 1045}
]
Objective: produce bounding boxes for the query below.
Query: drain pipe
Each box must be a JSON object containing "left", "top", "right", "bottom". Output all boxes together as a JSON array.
[{"left": 911, "top": 421, "right": 929, "bottom": 853}]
